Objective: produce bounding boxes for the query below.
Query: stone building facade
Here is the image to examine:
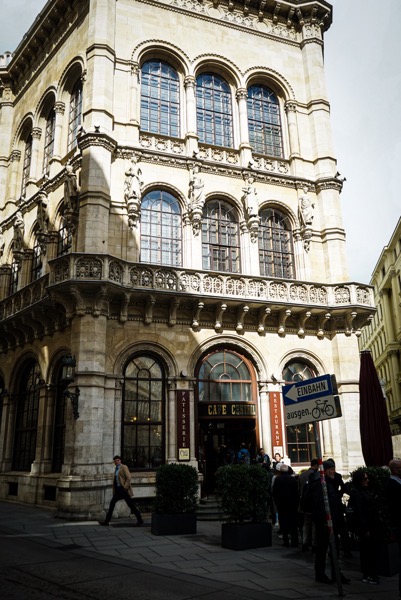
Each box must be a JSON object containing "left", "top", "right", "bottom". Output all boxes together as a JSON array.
[
  {"left": 0, "top": 0, "right": 375, "bottom": 518},
  {"left": 359, "top": 217, "right": 401, "bottom": 458}
]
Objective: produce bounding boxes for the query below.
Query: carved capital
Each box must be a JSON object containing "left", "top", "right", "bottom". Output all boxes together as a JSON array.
[
  {"left": 236, "top": 88, "right": 248, "bottom": 102},
  {"left": 32, "top": 127, "right": 42, "bottom": 140},
  {"left": 54, "top": 101, "right": 65, "bottom": 115},
  {"left": 184, "top": 75, "right": 196, "bottom": 90},
  {"left": 284, "top": 101, "right": 297, "bottom": 114}
]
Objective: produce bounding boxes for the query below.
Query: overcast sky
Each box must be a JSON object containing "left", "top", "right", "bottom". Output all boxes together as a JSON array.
[{"left": 1, "top": 0, "right": 400, "bottom": 285}]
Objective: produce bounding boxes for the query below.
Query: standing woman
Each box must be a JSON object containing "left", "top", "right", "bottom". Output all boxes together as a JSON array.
[{"left": 348, "top": 470, "right": 381, "bottom": 585}]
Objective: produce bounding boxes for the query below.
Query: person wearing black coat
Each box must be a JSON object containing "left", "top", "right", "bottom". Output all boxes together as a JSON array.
[
  {"left": 348, "top": 469, "right": 381, "bottom": 584},
  {"left": 386, "top": 459, "right": 401, "bottom": 598},
  {"left": 272, "top": 463, "right": 299, "bottom": 547},
  {"left": 309, "top": 460, "right": 350, "bottom": 585}
]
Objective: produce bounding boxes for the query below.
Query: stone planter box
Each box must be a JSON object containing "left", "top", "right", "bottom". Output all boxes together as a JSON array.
[
  {"left": 221, "top": 522, "right": 272, "bottom": 551},
  {"left": 151, "top": 512, "right": 197, "bottom": 536}
]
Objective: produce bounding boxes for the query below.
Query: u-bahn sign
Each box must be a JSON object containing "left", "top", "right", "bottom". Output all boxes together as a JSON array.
[{"left": 282, "top": 374, "right": 341, "bottom": 426}]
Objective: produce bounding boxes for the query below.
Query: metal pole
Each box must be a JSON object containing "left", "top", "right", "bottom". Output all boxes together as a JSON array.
[{"left": 313, "top": 422, "right": 343, "bottom": 597}]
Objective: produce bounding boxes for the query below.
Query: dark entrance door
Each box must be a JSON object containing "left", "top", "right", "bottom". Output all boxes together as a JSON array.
[{"left": 199, "top": 418, "right": 256, "bottom": 495}]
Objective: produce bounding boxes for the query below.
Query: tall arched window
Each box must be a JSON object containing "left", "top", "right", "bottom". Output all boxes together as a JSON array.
[
  {"left": 259, "top": 208, "right": 294, "bottom": 279},
  {"left": 196, "top": 73, "right": 233, "bottom": 147},
  {"left": 57, "top": 214, "right": 73, "bottom": 256},
  {"left": 31, "top": 238, "right": 43, "bottom": 282},
  {"left": 12, "top": 360, "right": 40, "bottom": 471},
  {"left": 202, "top": 199, "right": 240, "bottom": 273},
  {"left": 21, "top": 133, "right": 33, "bottom": 198},
  {"left": 140, "top": 60, "right": 180, "bottom": 137},
  {"left": 67, "top": 79, "right": 82, "bottom": 152},
  {"left": 140, "top": 190, "right": 182, "bottom": 266},
  {"left": 43, "top": 106, "right": 56, "bottom": 175},
  {"left": 52, "top": 363, "right": 67, "bottom": 472},
  {"left": 9, "top": 258, "right": 19, "bottom": 295},
  {"left": 122, "top": 355, "right": 165, "bottom": 470},
  {"left": 197, "top": 350, "right": 254, "bottom": 403},
  {"left": 282, "top": 361, "right": 318, "bottom": 464},
  {"left": 247, "top": 85, "right": 283, "bottom": 157}
]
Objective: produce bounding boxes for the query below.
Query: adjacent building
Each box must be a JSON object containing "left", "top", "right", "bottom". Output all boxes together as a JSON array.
[
  {"left": 0, "top": 0, "right": 375, "bottom": 518},
  {"left": 359, "top": 217, "right": 401, "bottom": 457}
]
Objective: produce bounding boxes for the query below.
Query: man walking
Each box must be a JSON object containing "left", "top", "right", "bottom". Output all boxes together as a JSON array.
[{"left": 99, "top": 455, "right": 143, "bottom": 526}]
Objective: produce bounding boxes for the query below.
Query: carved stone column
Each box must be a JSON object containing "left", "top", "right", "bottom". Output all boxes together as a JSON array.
[
  {"left": 51, "top": 101, "right": 65, "bottom": 170},
  {"left": 284, "top": 101, "right": 300, "bottom": 158},
  {"left": 8, "top": 150, "right": 21, "bottom": 204},
  {"left": 30, "top": 127, "right": 42, "bottom": 182},
  {"left": 129, "top": 61, "right": 141, "bottom": 143},
  {"left": 236, "top": 88, "right": 252, "bottom": 167},
  {"left": 184, "top": 76, "right": 198, "bottom": 155}
]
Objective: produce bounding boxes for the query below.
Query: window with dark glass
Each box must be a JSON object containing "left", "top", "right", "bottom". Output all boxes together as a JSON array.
[
  {"left": 282, "top": 361, "right": 318, "bottom": 464},
  {"left": 197, "top": 350, "right": 253, "bottom": 403},
  {"left": 196, "top": 73, "right": 233, "bottom": 147},
  {"left": 52, "top": 364, "right": 67, "bottom": 472},
  {"left": 122, "top": 355, "right": 164, "bottom": 470},
  {"left": 140, "top": 60, "right": 180, "bottom": 137},
  {"left": 31, "top": 239, "right": 43, "bottom": 281},
  {"left": 247, "top": 84, "right": 283, "bottom": 157},
  {"left": 57, "top": 216, "right": 72, "bottom": 256},
  {"left": 21, "top": 133, "right": 33, "bottom": 198},
  {"left": 259, "top": 208, "right": 294, "bottom": 279},
  {"left": 202, "top": 199, "right": 240, "bottom": 272},
  {"left": 9, "top": 258, "right": 19, "bottom": 295},
  {"left": 67, "top": 79, "right": 82, "bottom": 152},
  {"left": 12, "top": 360, "right": 40, "bottom": 471},
  {"left": 43, "top": 107, "right": 56, "bottom": 174},
  {"left": 140, "top": 190, "right": 182, "bottom": 266}
]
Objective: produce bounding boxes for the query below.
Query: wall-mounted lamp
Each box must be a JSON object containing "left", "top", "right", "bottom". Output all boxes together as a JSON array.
[{"left": 61, "top": 354, "right": 80, "bottom": 420}]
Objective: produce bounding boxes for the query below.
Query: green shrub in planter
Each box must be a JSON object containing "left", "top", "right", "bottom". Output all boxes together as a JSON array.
[
  {"left": 215, "top": 464, "right": 271, "bottom": 524},
  {"left": 153, "top": 463, "right": 199, "bottom": 514}
]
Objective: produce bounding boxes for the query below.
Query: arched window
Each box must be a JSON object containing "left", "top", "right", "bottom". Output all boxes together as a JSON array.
[
  {"left": 57, "top": 214, "right": 73, "bottom": 256},
  {"left": 67, "top": 79, "right": 82, "bottom": 152},
  {"left": 122, "top": 355, "right": 165, "bottom": 470},
  {"left": 196, "top": 73, "right": 233, "bottom": 147},
  {"left": 247, "top": 85, "right": 283, "bottom": 157},
  {"left": 12, "top": 360, "right": 40, "bottom": 471},
  {"left": 31, "top": 238, "right": 43, "bottom": 281},
  {"left": 43, "top": 106, "right": 56, "bottom": 175},
  {"left": 140, "top": 190, "right": 182, "bottom": 266},
  {"left": 21, "top": 133, "right": 33, "bottom": 198},
  {"left": 282, "top": 361, "right": 318, "bottom": 464},
  {"left": 198, "top": 350, "right": 254, "bottom": 403},
  {"left": 9, "top": 258, "right": 19, "bottom": 295},
  {"left": 259, "top": 208, "right": 294, "bottom": 279},
  {"left": 140, "top": 60, "right": 180, "bottom": 137},
  {"left": 52, "top": 363, "right": 67, "bottom": 472},
  {"left": 202, "top": 199, "right": 240, "bottom": 273}
]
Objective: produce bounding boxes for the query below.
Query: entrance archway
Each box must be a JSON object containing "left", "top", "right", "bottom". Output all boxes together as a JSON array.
[{"left": 195, "top": 349, "right": 259, "bottom": 495}]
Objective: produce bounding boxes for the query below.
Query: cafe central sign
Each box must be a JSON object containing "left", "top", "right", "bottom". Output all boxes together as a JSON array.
[{"left": 199, "top": 403, "right": 256, "bottom": 417}]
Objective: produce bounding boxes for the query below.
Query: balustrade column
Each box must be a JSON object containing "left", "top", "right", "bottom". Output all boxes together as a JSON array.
[
  {"left": 184, "top": 76, "right": 198, "bottom": 155},
  {"left": 236, "top": 88, "right": 252, "bottom": 167}
]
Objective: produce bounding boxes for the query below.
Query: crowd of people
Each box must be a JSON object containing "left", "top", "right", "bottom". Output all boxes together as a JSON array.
[{"left": 215, "top": 444, "right": 401, "bottom": 592}]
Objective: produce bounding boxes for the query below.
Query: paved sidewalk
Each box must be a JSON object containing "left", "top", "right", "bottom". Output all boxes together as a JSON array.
[{"left": 0, "top": 500, "right": 399, "bottom": 599}]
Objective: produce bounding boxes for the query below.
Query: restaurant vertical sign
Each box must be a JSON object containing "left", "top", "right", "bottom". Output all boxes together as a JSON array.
[
  {"left": 269, "top": 391, "right": 284, "bottom": 453},
  {"left": 177, "top": 390, "right": 190, "bottom": 461}
]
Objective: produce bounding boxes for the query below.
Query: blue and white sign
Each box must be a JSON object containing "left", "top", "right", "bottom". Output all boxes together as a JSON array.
[
  {"left": 282, "top": 374, "right": 333, "bottom": 406},
  {"left": 282, "top": 374, "right": 341, "bottom": 426}
]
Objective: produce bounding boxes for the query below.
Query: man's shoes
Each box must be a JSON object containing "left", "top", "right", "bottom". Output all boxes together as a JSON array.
[
  {"left": 315, "top": 574, "right": 332, "bottom": 584},
  {"left": 133, "top": 519, "right": 144, "bottom": 527},
  {"left": 98, "top": 521, "right": 109, "bottom": 526},
  {"left": 362, "top": 576, "right": 379, "bottom": 585}
]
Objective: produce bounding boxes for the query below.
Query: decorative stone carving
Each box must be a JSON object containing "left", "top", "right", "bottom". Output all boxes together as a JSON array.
[
  {"left": 0, "top": 225, "right": 4, "bottom": 262},
  {"left": 63, "top": 164, "right": 80, "bottom": 211},
  {"left": 13, "top": 211, "right": 25, "bottom": 252},
  {"left": 241, "top": 173, "right": 260, "bottom": 242},
  {"left": 188, "top": 163, "right": 205, "bottom": 235},
  {"left": 298, "top": 185, "right": 314, "bottom": 252},
  {"left": 124, "top": 154, "right": 143, "bottom": 228}
]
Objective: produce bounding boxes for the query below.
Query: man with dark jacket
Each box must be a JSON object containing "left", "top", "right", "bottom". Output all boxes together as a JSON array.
[
  {"left": 386, "top": 459, "right": 401, "bottom": 598},
  {"left": 272, "top": 463, "right": 299, "bottom": 547},
  {"left": 309, "top": 460, "right": 350, "bottom": 585}
]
